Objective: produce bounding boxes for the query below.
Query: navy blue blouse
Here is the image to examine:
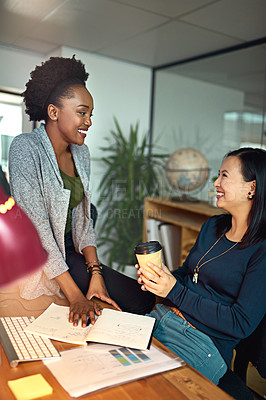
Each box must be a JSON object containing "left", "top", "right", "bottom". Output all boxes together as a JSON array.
[{"left": 166, "top": 215, "right": 266, "bottom": 366}]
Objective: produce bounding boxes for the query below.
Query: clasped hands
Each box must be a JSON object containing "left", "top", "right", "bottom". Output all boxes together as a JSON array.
[{"left": 136, "top": 262, "right": 176, "bottom": 298}]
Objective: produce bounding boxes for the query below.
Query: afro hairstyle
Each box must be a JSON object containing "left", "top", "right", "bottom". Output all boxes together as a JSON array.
[{"left": 22, "top": 55, "right": 89, "bottom": 121}]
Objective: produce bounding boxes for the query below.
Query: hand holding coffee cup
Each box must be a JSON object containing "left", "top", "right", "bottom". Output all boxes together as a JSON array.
[{"left": 134, "top": 241, "right": 162, "bottom": 278}]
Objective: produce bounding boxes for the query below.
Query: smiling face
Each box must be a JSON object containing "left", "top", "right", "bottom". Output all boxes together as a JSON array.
[
  {"left": 213, "top": 156, "right": 255, "bottom": 214},
  {"left": 48, "top": 85, "right": 94, "bottom": 147}
]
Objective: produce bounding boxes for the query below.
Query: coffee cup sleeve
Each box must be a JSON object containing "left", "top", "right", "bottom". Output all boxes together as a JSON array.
[{"left": 136, "top": 249, "right": 162, "bottom": 277}]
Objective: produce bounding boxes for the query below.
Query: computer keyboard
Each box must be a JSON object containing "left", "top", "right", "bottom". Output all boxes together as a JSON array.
[{"left": 0, "top": 316, "right": 60, "bottom": 367}]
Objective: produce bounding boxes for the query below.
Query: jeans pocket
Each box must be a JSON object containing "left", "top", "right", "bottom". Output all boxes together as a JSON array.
[
  {"left": 183, "top": 327, "right": 227, "bottom": 384},
  {"left": 184, "top": 327, "right": 215, "bottom": 367}
]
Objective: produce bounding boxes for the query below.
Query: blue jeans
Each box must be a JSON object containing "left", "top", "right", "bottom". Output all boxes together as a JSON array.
[{"left": 148, "top": 304, "right": 227, "bottom": 384}]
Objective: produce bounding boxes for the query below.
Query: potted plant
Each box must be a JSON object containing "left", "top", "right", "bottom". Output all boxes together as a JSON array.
[{"left": 96, "top": 117, "right": 168, "bottom": 272}]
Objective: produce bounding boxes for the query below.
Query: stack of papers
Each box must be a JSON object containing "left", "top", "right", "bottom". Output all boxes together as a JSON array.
[{"left": 44, "top": 343, "right": 184, "bottom": 397}]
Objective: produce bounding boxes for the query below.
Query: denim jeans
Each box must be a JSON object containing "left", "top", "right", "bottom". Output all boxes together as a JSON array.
[{"left": 148, "top": 304, "right": 227, "bottom": 384}]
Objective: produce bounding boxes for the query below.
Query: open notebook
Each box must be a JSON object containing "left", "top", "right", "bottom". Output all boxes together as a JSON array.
[{"left": 24, "top": 303, "right": 155, "bottom": 350}]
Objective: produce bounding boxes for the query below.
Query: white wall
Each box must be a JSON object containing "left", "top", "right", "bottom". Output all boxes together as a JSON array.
[
  {"left": 0, "top": 46, "right": 43, "bottom": 92},
  {"left": 153, "top": 71, "right": 245, "bottom": 200},
  {"left": 0, "top": 45, "right": 43, "bottom": 133}
]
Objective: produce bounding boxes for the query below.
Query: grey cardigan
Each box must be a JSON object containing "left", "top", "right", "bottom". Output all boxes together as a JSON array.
[{"left": 9, "top": 124, "right": 96, "bottom": 299}]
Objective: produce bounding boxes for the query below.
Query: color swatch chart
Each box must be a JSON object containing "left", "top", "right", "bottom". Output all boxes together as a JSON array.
[{"left": 109, "top": 347, "right": 150, "bottom": 366}]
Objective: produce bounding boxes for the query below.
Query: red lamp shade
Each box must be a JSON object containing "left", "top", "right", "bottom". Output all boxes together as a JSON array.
[{"left": 0, "top": 185, "right": 48, "bottom": 288}]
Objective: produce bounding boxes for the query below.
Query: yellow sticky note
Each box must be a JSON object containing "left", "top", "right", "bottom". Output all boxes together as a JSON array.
[{"left": 8, "top": 374, "right": 53, "bottom": 400}]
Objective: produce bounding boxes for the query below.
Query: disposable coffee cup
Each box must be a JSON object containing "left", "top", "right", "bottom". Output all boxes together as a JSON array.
[{"left": 134, "top": 241, "right": 162, "bottom": 277}]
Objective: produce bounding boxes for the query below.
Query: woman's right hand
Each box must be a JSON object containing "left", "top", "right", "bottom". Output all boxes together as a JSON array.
[
  {"left": 135, "top": 262, "right": 176, "bottom": 298},
  {"left": 55, "top": 271, "right": 102, "bottom": 328},
  {"left": 69, "top": 295, "right": 102, "bottom": 328}
]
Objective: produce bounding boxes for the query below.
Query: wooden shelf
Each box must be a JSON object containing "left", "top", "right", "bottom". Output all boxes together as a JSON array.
[{"left": 143, "top": 197, "right": 224, "bottom": 265}]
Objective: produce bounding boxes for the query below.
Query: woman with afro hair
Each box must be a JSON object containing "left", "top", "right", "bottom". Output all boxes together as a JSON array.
[{"left": 9, "top": 56, "right": 155, "bottom": 326}]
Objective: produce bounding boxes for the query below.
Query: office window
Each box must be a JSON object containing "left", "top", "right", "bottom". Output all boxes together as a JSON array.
[
  {"left": 224, "top": 111, "right": 266, "bottom": 149},
  {"left": 0, "top": 91, "right": 23, "bottom": 172}
]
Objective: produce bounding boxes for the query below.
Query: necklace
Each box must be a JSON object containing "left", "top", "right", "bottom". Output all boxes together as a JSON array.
[{"left": 192, "top": 233, "right": 239, "bottom": 284}]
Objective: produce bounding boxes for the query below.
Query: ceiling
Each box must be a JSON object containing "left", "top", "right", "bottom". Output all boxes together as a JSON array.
[
  {"left": 0, "top": 0, "right": 266, "bottom": 105},
  {"left": 0, "top": 0, "right": 265, "bottom": 67}
]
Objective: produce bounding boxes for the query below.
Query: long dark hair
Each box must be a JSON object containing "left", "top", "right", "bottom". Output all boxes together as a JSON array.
[{"left": 216, "top": 147, "right": 266, "bottom": 248}]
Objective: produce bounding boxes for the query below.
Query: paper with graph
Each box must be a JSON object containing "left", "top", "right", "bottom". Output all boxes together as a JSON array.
[{"left": 44, "top": 343, "right": 183, "bottom": 397}]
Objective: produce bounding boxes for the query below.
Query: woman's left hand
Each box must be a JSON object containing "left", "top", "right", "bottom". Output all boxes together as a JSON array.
[
  {"left": 86, "top": 275, "right": 122, "bottom": 311},
  {"left": 136, "top": 262, "right": 177, "bottom": 298}
]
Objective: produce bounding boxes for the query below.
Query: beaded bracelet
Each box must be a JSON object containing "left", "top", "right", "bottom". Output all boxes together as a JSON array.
[
  {"left": 86, "top": 263, "right": 103, "bottom": 274},
  {"left": 91, "top": 266, "right": 103, "bottom": 274},
  {"left": 91, "top": 270, "right": 103, "bottom": 277},
  {"left": 85, "top": 260, "right": 98, "bottom": 265}
]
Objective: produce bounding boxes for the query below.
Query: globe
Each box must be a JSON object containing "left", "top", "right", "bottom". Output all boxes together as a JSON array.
[{"left": 165, "top": 148, "right": 209, "bottom": 196}]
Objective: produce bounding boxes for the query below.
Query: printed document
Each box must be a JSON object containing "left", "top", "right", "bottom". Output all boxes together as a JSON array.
[
  {"left": 44, "top": 343, "right": 184, "bottom": 397},
  {"left": 24, "top": 303, "right": 155, "bottom": 349}
]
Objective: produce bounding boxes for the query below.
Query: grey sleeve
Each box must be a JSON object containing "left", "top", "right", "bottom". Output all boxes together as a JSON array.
[{"left": 8, "top": 136, "right": 69, "bottom": 280}]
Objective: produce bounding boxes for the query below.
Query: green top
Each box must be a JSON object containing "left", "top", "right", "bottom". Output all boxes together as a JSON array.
[{"left": 60, "top": 169, "right": 84, "bottom": 233}]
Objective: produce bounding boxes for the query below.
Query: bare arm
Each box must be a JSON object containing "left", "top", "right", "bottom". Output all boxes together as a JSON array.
[{"left": 82, "top": 246, "right": 121, "bottom": 311}]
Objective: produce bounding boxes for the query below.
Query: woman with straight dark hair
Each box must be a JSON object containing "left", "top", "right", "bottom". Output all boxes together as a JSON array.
[
  {"left": 216, "top": 147, "right": 266, "bottom": 246},
  {"left": 136, "top": 147, "right": 266, "bottom": 386}
]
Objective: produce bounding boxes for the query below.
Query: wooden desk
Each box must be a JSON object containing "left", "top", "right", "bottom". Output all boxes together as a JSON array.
[{"left": 0, "top": 287, "right": 233, "bottom": 400}]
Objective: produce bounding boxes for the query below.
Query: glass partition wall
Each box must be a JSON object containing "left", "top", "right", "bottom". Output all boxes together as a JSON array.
[{"left": 150, "top": 38, "right": 266, "bottom": 201}]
